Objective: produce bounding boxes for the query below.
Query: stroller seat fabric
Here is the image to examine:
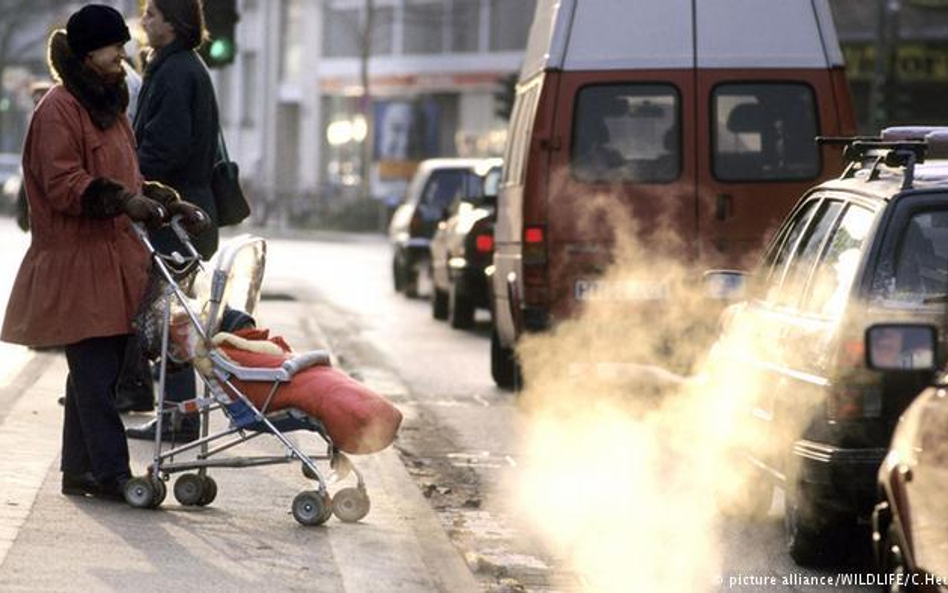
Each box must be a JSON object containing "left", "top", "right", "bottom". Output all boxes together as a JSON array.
[{"left": 212, "top": 328, "right": 402, "bottom": 454}]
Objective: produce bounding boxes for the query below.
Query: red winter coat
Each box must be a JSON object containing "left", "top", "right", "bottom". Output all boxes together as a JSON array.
[{"left": 1, "top": 73, "right": 149, "bottom": 347}]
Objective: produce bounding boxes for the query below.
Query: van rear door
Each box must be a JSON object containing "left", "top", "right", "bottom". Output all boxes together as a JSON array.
[
  {"left": 545, "top": 71, "right": 697, "bottom": 318},
  {"left": 693, "top": 0, "right": 853, "bottom": 267}
]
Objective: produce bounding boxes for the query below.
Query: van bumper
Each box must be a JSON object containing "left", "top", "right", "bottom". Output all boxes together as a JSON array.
[{"left": 791, "top": 440, "right": 887, "bottom": 516}]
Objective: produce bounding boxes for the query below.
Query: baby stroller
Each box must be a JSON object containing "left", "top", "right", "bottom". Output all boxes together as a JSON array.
[{"left": 123, "top": 217, "right": 373, "bottom": 525}]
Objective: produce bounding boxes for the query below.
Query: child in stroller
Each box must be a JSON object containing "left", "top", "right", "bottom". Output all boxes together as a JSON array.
[{"left": 124, "top": 217, "right": 401, "bottom": 525}]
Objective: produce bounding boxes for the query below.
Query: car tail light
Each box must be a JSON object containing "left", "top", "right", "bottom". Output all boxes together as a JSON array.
[
  {"left": 409, "top": 210, "right": 423, "bottom": 236},
  {"left": 827, "top": 336, "right": 882, "bottom": 420},
  {"left": 475, "top": 234, "right": 494, "bottom": 253}
]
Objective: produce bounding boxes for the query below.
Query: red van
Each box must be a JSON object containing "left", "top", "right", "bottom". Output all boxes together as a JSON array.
[{"left": 489, "top": 0, "right": 857, "bottom": 387}]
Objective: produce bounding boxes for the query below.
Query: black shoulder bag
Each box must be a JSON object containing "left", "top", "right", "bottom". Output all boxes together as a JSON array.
[{"left": 212, "top": 128, "right": 251, "bottom": 227}]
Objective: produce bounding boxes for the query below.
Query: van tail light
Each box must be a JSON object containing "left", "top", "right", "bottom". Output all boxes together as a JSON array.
[
  {"left": 475, "top": 234, "right": 494, "bottom": 254},
  {"left": 522, "top": 225, "right": 548, "bottom": 305},
  {"left": 523, "top": 226, "right": 546, "bottom": 265},
  {"left": 826, "top": 336, "right": 882, "bottom": 421}
]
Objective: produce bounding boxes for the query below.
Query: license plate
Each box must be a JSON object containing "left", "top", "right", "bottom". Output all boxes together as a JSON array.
[{"left": 574, "top": 279, "right": 669, "bottom": 301}]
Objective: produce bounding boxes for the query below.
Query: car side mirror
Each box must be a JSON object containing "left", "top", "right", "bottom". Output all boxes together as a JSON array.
[
  {"left": 703, "top": 270, "right": 747, "bottom": 300},
  {"left": 866, "top": 324, "right": 937, "bottom": 372}
]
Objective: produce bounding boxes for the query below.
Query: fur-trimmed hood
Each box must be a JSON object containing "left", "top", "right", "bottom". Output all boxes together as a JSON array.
[{"left": 47, "top": 29, "right": 128, "bottom": 130}]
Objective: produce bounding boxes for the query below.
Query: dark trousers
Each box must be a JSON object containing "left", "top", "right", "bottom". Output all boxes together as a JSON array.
[{"left": 61, "top": 335, "right": 132, "bottom": 482}]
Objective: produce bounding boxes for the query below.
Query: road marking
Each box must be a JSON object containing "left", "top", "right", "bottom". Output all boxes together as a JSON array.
[{"left": 0, "top": 353, "right": 65, "bottom": 567}]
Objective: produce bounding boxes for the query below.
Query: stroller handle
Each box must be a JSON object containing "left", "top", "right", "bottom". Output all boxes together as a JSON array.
[{"left": 131, "top": 214, "right": 202, "bottom": 261}]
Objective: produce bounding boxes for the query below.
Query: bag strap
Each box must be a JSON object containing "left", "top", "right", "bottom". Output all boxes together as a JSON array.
[{"left": 217, "top": 127, "right": 230, "bottom": 162}]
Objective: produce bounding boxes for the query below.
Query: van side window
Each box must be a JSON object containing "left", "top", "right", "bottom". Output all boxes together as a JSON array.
[
  {"left": 713, "top": 83, "right": 819, "bottom": 182},
  {"left": 570, "top": 84, "right": 680, "bottom": 184},
  {"left": 872, "top": 208, "right": 948, "bottom": 304},
  {"left": 804, "top": 205, "right": 874, "bottom": 318},
  {"left": 768, "top": 200, "right": 843, "bottom": 307}
]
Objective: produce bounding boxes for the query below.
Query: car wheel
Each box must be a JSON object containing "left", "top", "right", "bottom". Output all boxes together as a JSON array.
[
  {"left": 491, "top": 328, "right": 519, "bottom": 390},
  {"left": 784, "top": 480, "right": 839, "bottom": 567},
  {"left": 432, "top": 287, "right": 448, "bottom": 320},
  {"left": 404, "top": 269, "right": 419, "bottom": 298},
  {"left": 392, "top": 258, "right": 405, "bottom": 293},
  {"left": 449, "top": 281, "right": 475, "bottom": 329}
]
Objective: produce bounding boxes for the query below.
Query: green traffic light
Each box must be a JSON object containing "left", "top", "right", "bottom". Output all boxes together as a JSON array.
[{"left": 209, "top": 38, "right": 234, "bottom": 62}]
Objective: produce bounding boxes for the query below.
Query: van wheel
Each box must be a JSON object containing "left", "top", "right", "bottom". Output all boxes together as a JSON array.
[
  {"left": 449, "top": 282, "right": 475, "bottom": 329},
  {"left": 784, "top": 481, "right": 839, "bottom": 567},
  {"left": 431, "top": 287, "right": 448, "bottom": 320},
  {"left": 491, "top": 329, "right": 518, "bottom": 390}
]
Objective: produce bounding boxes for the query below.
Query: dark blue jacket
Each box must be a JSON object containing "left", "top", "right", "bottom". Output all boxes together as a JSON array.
[{"left": 134, "top": 40, "right": 220, "bottom": 259}]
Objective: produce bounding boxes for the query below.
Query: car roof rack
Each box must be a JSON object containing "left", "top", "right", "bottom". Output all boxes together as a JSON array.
[{"left": 818, "top": 126, "right": 948, "bottom": 190}]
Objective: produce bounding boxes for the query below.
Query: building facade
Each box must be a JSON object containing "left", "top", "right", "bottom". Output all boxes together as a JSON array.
[{"left": 216, "top": 0, "right": 534, "bottom": 222}]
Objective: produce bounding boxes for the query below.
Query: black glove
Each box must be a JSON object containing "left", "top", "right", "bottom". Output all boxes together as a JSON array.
[
  {"left": 167, "top": 201, "right": 210, "bottom": 235},
  {"left": 122, "top": 194, "right": 166, "bottom": 229}
]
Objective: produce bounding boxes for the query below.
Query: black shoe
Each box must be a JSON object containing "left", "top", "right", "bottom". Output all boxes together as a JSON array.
[
  {"left": 115, "top": 396, "right": 153, "bottom": 413},
  {"left": 126, "top": 418, "right": 199, "bottom": 443},
  {"left": 62, "top": 472, "right": 128, "bottom": 502},
  {"left": 62, "top": 472, "right": 100, "bottom": 497}
]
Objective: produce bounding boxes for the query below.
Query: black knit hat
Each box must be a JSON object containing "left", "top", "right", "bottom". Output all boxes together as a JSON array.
[{"left": 66, "top": 4, "right": 131, "bottom": 57}]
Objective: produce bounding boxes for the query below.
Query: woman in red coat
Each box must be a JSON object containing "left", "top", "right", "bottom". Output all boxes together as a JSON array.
[{"left": 1, "top": 5, "right": 203, "bottom": 501}]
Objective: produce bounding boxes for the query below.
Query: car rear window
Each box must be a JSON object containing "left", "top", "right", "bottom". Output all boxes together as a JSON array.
[
  {"left": 712, "top": 83, "right": 820, "bottom": 182},
  {"left": 873, "top": 209, "right": 948, "bottom": 304},
  {"left": 570, "top": 84, "right": 680, "bottom": 184}
]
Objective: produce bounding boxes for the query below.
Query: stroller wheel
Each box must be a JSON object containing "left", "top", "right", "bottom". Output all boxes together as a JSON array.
[
  {"left": 174, "top": 474, "right": 206, "bottom": 506},
  {"left": 332, "top": 487, "right": 370, "bottom": 523},
  {"left": 125, "top": 477, "right": 160, "bottom": 509},
  {"left": 151, "top": 479, "right": 167, "bottom": 508},
  {"left": 318, "top": 491, "right": 333, "bottom": 523},
  {"left": 292, "top": 490, "right": 330, "bottom": 526},
  {"left": 197, "top": 476, "right": 217, "bottom": 506}
]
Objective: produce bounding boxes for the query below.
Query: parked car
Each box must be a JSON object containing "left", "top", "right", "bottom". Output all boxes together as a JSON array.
[
  {"left": 707, "top": 129, "right": 948, "bottom": 566},
  {"left": 0, "top": 153, "right": 20, "bottom": 210},
  {"left": 430, "top": 159, "right": 502, "bottom": 328},
  {"left": 866, "top": 324, "right": 948, "bottom": 593},
  {"left": 490, "top": 0, "right": 856, "bottom": 388},
  {"left": 388, "top": 158, "right": 494, "bottom": 297}
]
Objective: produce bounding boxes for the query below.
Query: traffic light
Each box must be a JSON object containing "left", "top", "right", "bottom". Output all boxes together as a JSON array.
[{"left": 200, "top": 0, "right": 239, "bottom": 68}]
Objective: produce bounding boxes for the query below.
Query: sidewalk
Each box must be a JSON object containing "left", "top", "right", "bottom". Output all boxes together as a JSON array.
[{"left": 0, "top": 299, "right": 479, "bottom": 593}]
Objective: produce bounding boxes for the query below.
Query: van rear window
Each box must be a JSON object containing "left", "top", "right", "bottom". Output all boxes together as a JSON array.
[
  {"left": 712, "top": 83, "right": 819, "bottom": 182},
  {"left": 570, "top": 84, "right": 680, "bottom": 184}
]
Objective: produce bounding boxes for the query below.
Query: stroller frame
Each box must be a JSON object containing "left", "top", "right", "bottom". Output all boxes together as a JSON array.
[{"left": 124, "top": 219, "right": 370, "bottom": 525}]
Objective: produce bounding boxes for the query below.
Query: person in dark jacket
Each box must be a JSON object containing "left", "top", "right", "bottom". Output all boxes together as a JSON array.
[
  {"left": 126, "top": 0, "right": 221, "bottom": 442},
  {"left": 1, "top": 4, "right": 205, "bottom": 501}
]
